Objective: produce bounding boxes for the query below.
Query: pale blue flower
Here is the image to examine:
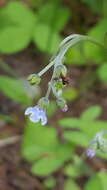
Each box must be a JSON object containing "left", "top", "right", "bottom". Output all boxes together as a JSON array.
[
  {"left": 25, "top": 106, "right": 47, "bottom": 125},
  {"left": 86, "top": 149, "right": 96, "bottom": 158}
]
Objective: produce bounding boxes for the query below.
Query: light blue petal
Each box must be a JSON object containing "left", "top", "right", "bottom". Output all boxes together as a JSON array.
[
  {"left": 39, "top": 109, "right": 47, "bottom": 125},
  {"left": 30, "top": 113, "right": 40, "bottom": 123},
  {"left": 25, "top": 107, "right": 34, "bottom": 115}
]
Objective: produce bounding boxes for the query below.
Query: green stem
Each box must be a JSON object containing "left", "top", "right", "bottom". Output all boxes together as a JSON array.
[
  {"left": 38, "top": 35, "right": 106, "bottom": 77},
  {"left": 58, "top": 35, "right": 106, "bottom": 61},
  {"left": 38, "top": 60, "right": 55, "bottom": 77}
]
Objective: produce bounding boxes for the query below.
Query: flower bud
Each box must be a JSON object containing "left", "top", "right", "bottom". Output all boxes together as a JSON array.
[
  {"left": 27, "top": 74, "right": 41, "bottom": 85},
  {"left": 86, "top": 149, "right": 96, "bottom": 158},
  {"left": 53, "top": 79, "right": 64, "bottom": 91},
  {"left": 38, "top": 97, "right": 49, "bottom": 110},
  {"left": 55, "top": 64, "right": 67, "bottom": 77},
  {"left": 56, "top": 98, "right": 68, "bottom": 112}
]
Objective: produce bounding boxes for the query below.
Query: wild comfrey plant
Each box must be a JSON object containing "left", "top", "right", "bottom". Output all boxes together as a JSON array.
[{"left": 25, "top": 34, "right": 105, "bottom": 126}]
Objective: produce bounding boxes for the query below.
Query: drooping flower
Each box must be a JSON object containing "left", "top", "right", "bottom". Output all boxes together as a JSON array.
[
  {"left": 86, "top": 148, "right": 96, "bottom": 158},
  {"left": 62, "top": 104, "right": 68, "bottom": 112},
  {"left": 25, "top": 106, "right": 47, "bottom": 126}
]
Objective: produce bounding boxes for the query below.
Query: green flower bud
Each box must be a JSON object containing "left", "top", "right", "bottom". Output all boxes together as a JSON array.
[
  {"left": 55, "top": 64, "right": 67, "bottom": 77},
  {"left": 97, "top": 136, "right": 107, "bottom": 153},
  {"left": 88, "top": 130, "right": 107, "bottom": 154},
  {"left": 56, "top": 98, "right": 68, "bottom": 112},
  {"left": 27, "top": 74, "right": 41, "bottom": 85},
  {"left": 38, "top": 97, "right": 49, "bottom": 109},
  {"left": 54, "top": 79, "right": 65, "bottom": 91}
]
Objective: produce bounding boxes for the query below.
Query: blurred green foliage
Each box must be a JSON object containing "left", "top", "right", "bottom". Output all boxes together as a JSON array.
[{"left": 0, "top": 0, "right": 107, "bottom": 190}]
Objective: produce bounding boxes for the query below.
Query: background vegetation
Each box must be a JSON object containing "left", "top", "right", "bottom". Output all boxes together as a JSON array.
[{"left": 0, "top": 0, "right": 107, "bottom": 190}]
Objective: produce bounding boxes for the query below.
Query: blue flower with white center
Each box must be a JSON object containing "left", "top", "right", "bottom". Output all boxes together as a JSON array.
[{"left": 25, "top": 106, "right": 47, "bottom": 126}]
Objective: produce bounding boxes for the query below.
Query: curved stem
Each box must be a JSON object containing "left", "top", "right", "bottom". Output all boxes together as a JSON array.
[
  {"left": 38, "top": 35, "right": 106, "bottom": 77},
  {"left": 38, "top": 60, "right": 55, "bottom": 77},
  {"left": 58, "top": 36, "right": 106, "bottom": 61}
]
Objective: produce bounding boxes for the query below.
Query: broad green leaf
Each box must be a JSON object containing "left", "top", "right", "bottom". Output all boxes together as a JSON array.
[
  {"left": 22, "top": 122, "right": 59, "bottom": 161},
  {"left": 81, "top": 105, "right": 102, "bottom": 121},
  {"left": 59, "top": 118, "right": 107, "bottom": 139},
  {"left": 64, "top": 179, "right": 81, "bottom": 190},
  {"left": 59, "top": 117, "right": 81, "bottom": 128},
  {"left": 0, "top": 76, "right": 31, "bottom": 105},
  {"left": 37, "top": 2, "right": 70, "bottom": 32},
  {"left": 64, "top": 131, "right": 89, "bottom": 147},
  {"left": 84, "top": 19, "right": 107, "bottom": 63},
  {"left": 63, "top": 88, "right": 78, "bottom": 100},
  {"left": 33, "top": 23, "right": 61, "bottom": 53},
  {"left": 31, "top": 157, "right": 62, "bottom": 176},
  {"left": 65, "top": 156, "right": 92, "bottom": 177},
  {"left": 31, "top": 143, "right": 73, "bottom": 176},
  {"left": 85, "top": 172, "right": 107, "bottom": 190},
  {"left": 0, "top": 1, "right": 35, "bottom": 53},
  {"left": 97, "top": 63, "right": 107, "bottom": 84}
]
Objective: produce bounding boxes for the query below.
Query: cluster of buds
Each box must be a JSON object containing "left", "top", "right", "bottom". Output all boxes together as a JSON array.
[
  {"left": 24, "top": 34, "right": 105, "bottom": 126},
  {"left": 86, "top": 130, "right": 107, "bottom": 158},
  {"left": 25, "top": 40, "right": 70, "bottom": 125}
]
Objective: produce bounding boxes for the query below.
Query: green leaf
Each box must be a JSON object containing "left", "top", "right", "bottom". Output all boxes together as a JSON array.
[
  {"left": 31, "top": 143, "right": 73, "bottom": 176},
  {"left": 59, "top": 117, "right": 107, "bottom": 139},
  {"left": 85, "top": 172, "right": 107, "bottom": 190},
  {"left": 22, "top": 122, "right": 59, "bottom": 161},
  {"left": 0, "top": 1, "right": 35, "bottom": 53},
  {"left": 84, "top": 19, "right": 107, "bottom": 63},
  {"left": 37, "top": 2, "right": 70, "bottom": 32},
  {"left": 64, "top": 131, "right": 89, "bottom": 147},
  {"left": 0, "top": 76, "right": 31, "bottom": 105},
  {"left": 64, "top": 179, "right": 81, "bottom": 190},
  {"left": 65, "top": 156, "right": 92, "bottom": 177},
  {"left": 97, "top": 63, "right": 107, "bottom": 84},
  {"left": 81, "top": 105, "right": 102, "bottom": 121},
  {"left": 33, "top": 23, "right": 61, "bottom": 53},
  {"left": 59, "top": 117, "right": 81, "bottom": 128},
  {"left": 22, "top": 121, "right": 74, "bottom": 176}
]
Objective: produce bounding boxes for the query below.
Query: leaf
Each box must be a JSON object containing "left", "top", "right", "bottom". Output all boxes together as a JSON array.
[
  {"left": 0, "top": 1, "right": 35, "bottom": 53},
  {"left": 22, "top": 122, "right": 59, "bottom": 161},
  {"left": 81, "top": 105, "right": 102, "bottom": 121},
  {"left": 0, "top": 76, "right": 31, "bottom": 105},
  {"left": 64, "top": 131, "right": 89, "bottom": 147},
  {"left": 65, "top": 156, "right": 91, "bottom": 177},
  {"left": 85, "top": 172, "right": 107, "bottom": 190},
  {"left": 97, "top": 63, "right": 107, "bottom": 84},
  {"left": 59, "top": 117, "right": 81, "bottom": 128},
  {"left": 84, "top": 19, "right": 107, "bottom": 63},
  {"left": 33, "top": 23, "right": 61, "bottom": 53},
  {"left": 22, "top": 121, "right": 74, "bottom": 176},
  {"left": 37, "top": 2, "right": 70, "bottom": 32},
  {"left": 31, "top": 143, "right": 73, "bottom": 176},
  {"left": 64, "top": 179, "right": 81, "bottom": 190}
]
